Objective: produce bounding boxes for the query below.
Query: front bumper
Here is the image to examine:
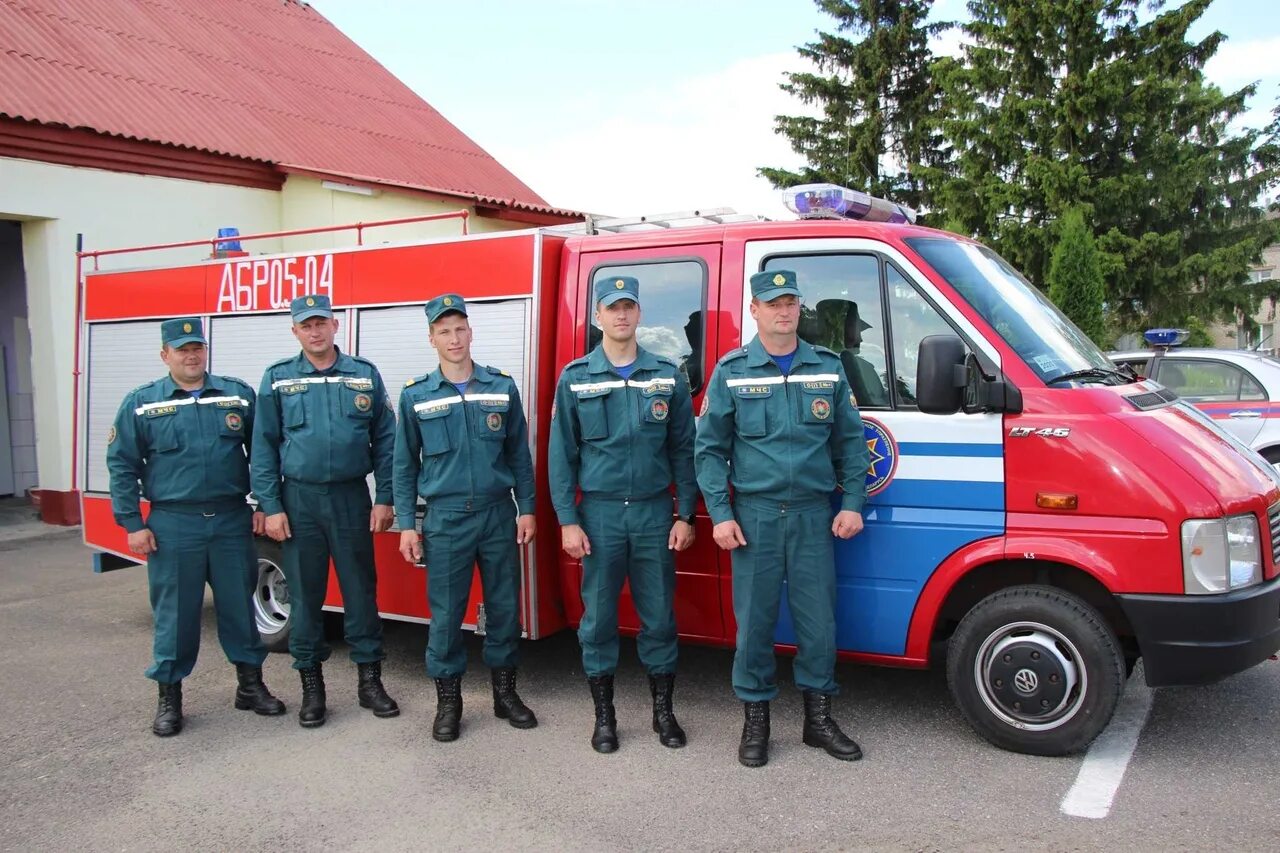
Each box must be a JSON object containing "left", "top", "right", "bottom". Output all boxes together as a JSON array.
[{"left": 1118, "top": 576, "right": 1280, "bottom": 687}]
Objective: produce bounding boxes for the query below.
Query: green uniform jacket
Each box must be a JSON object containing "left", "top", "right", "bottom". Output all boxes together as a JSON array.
[
  {"left": 548, "top": 345, "right": 697, "bottom": 526},
  {"left": 250, "top": 349, "right": 395, "bottom": 516},
  {"left": 695, "top": 336, "right": 869, "bottom": 525},
  {"left": 392, "top": 363, "right": 535, "bottom": 527},
  {"left": 106, "top": 373, "right": 256, "bottom": 533}
]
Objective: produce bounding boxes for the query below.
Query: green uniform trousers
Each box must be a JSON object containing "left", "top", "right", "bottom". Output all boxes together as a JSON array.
[
  {"left": 282, "top": 479, "right": 384, "bottom": 669},
  {"left": 423, "top": 500, "right": 522, "bottom": 678},
  {"left": 577, "top": 495, "right": 678, "bottom": 677},
  {"left": 145, "top": 504, "right": 265, "bottom": 684},
  {"left": 731, "top": 499, "right": 838, "bottom": 701}
]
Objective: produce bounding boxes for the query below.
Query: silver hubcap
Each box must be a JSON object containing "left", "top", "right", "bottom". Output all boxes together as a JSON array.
[
  {"left": 973, "top": 620, "right": 1086, "bottom": 731},
  {"left": 253, "top": 556, "right": 290, "bottom": 636}
]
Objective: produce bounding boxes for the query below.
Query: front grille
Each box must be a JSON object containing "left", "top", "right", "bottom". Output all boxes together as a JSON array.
[{"left": 1269, "top": 501, "right": 1280, "bottom": 567}]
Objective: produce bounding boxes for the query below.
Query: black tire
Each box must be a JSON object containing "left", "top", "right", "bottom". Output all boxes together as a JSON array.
[
  {"left": 946, "top": 585, "right": 1124, "bottom": 756},
  {"left": 252, "top": 539, "right": 292, "bottom": 653}
]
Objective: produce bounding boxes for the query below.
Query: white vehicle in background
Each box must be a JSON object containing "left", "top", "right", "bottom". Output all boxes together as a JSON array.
[{"left": 1110, "top": 329, "right": 1280, "bottom": 466}]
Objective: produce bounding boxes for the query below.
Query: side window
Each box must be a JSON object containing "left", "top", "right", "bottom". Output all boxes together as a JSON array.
[
  {"left": 1110, "top": 357, "right": 1151, "bottom": 379},
  {"left": 762, "top": 254, "right": 890, "bottom": 408},
  {"left": 1240, "top": 371, "right": 1266, "bottom": 401},
  {"left": 886, "top": 265, "right": 960, "bottom": 407},
  {"left": 1158, "top": 359, "right": 1246, "bottom": 402},
  {"left": 588, "top": 260, "right": 706, "bottom": 391}
]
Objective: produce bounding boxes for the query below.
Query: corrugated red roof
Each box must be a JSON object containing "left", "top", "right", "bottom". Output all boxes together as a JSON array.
[{"left": 0, "top": 0, "right": 558, "bottom": 211}]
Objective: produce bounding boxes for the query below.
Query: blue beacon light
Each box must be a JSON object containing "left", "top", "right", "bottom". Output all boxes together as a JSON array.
[{"left": 1143, "top": 328, "right": 1189, "bottom": 348}]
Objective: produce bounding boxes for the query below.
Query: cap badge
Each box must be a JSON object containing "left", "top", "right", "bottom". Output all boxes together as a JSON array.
[
  {"left": 615, "top": 280, "right": 625, "bottom": 289},
  {"left": 306, "top": 297, "right": 315, "bottom": 306},
  {"left": 772, "top": 274, "right": 786, "bottom": 286},
  {"left": 182, "top": 323, "right": 192, "bottom": 333},
  {"left": 443, "top": 296, "right": 453, "bottom": 306}
]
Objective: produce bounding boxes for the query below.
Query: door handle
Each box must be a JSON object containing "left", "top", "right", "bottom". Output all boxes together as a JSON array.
[{"left": 1229, "top": 411, "right": 1262, "bottom": 419}]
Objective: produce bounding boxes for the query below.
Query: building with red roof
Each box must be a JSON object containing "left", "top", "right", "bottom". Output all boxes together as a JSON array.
[{"left": 0, "top": 0, "right": 578, "bottom": 521}]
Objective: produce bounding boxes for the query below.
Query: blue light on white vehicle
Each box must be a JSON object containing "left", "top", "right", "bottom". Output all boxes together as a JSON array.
[
  {"left": 783, "top": 183, "right": 917, "bottom": 224},
  {"left": 1143, "top": 328, "right": 1189, "bottom": 347}
]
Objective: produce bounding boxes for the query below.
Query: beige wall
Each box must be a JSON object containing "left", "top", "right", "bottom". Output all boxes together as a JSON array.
[{"left": 0, "top": 157, "right": 540, "bottom": 496}]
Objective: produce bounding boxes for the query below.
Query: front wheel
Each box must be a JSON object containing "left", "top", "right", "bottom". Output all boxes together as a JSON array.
[
  {"left": 253, "top": 540, "right": 292, "bottom": 653},
  {"left": 946, "top": 585, "right": 1124, "bottom": 756}
]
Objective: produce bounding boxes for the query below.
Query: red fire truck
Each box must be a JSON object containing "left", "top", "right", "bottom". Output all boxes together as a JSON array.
[{"left": 78, "top": 187, "right": 1280, "bottom": 756}]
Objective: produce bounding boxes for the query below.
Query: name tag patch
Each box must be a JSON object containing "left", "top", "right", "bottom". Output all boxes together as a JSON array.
[
  {"left": 734, "top": 386, "right": 773, "bottom": 398},
  {"left": 277, "top": 383, "right": 308, "bottom": 395},
  {"left": 144, "top": 405, "right": 178, "bottom": 418},
  {"left": 344, "top": 378, "right": 374, "bottom": 392}
]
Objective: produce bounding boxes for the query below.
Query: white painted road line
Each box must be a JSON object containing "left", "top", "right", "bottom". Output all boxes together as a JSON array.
[{"left": 1060, "top": 664, "right": 1155, "bottom": 819}]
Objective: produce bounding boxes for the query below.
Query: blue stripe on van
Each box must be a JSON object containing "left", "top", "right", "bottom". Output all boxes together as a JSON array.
[{"left": 897, "top": 441, "right": 1003, "bottom": 458}]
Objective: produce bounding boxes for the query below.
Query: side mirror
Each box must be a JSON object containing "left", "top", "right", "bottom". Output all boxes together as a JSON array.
[{"left": 916, "top": 335, "right": 967, "bottom": 415}]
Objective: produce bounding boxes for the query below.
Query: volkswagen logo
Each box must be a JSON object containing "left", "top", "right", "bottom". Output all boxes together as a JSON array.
[{"left": 1013, "top": 669, "right": 1039, "bottom": 694}]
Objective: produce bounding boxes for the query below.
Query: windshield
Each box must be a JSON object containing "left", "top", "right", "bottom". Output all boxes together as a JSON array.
[{"left": 904, "top": 237, "right": 1124, "bottom": 385}]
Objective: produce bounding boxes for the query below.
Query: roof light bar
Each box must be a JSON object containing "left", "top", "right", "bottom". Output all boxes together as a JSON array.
[
  {"left": 782, "top": 183, "right": 916, "bottom": 224},
  {"left": 1144, "top": 328, "right": 1189, "bottom": 348}
]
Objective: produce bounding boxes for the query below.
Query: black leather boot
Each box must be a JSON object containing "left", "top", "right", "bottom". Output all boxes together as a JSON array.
[
  {"left": 357, "top": 661, "right": 400, "bottom": 718},
  {"left": 152, "top": 681, "right": 183, "bottom": 737},
  {"left": 587, "top": 675, "right": 618, "bottom": 753},
  {"left": 738, "top": 701, "right": 770, "bottom": 768},
  {"left": 234, "top": 663, "right": 285, "bottom": 716},
  {"left": 491, "top": 667, "right": 537, "bottom": 729},
  {"left": 649, "top": 673, "right": 686, "bottom": 748},
  {"left": 433, "top": 676, "right": 463, "bottom": 742},
  {"left": 298, "top": 665, "right": 326, "bottom": 728},
  {"left": 802, "top": 691, "right": 862, "bottom": 761}
]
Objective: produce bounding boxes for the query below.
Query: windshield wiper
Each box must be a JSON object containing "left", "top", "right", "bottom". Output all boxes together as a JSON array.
[{"left": 1046, "top": 367, "right": 1132, "bottom": 386}]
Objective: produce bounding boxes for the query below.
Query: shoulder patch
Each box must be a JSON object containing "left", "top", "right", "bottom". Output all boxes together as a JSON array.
[
  {"left": 406, "top": 372, "right": 429, "bottom": 389},
  {"left": 717, "top": 348, "right": 749, "bottom": 367},
  {"left": 268, "top": 355, "right": 295, "bottom": 369},
  {"left": 566, "top": 355, "right": 591, "bottom": 368},
  {"left": 218, "top": 375, "right": 251, "bottom": 390},
  {"left": 810, "top": 344, "right": 836, "bottom": 357},
  {"left": 349, "top": 354, "right": 380, "bottom": 370}
]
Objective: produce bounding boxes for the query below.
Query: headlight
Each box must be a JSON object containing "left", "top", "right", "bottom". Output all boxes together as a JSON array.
[{"left": 1181, "top": 514, "right": 1262, "bottom": 594}]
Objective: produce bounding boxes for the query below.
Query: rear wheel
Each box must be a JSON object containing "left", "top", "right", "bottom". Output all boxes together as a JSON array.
[
  {"left": 253, "top": 540, "right": 292, "bottom": 652},
  {"left": 946, "top": 585, "right": 1124, "bottom": 756}
]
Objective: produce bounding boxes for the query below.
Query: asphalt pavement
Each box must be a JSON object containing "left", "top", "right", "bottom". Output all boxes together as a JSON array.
[{"left": 2, "top": 528, "right": 1278, "bottom": 852}]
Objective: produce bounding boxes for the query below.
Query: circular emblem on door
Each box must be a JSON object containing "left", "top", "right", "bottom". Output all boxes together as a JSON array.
[
  {"left": 863, "top": 417, "right": 898, "bottom": 496},
  {"left": 651, "top": 399, "right": 669, "bottom": 421},
  {"left": 354, "top": 393, "right": 372, "bottom": 412},
  {"left": 486, "top": 412, "right": 503, "bottom": 432},
  {"left": 225, "top": 412, "right": 243, "bottom": 431},
  {"left": 811, "top": 397, "right": 831, "bottom": 420}
]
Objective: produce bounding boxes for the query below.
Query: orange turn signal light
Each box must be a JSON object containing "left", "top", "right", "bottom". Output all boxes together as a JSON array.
[{"left": 1036, "top": 493, "right": 1078, "bottom": 510}]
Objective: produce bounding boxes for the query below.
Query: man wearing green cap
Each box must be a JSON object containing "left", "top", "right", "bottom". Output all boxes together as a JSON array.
[
  {"left": 548, "top": 274, "right": 697, "bottom": 753},
  {"left": 251, "top": 294, "right": 398, "bottom": 728},
  {"left": 695, "top": 269, "right": 870, "bottom": 768},
  {"left": 107, "top": 317, "right": 284, "bottom": 736},
  {"left": 393, "top": 293, "right": 538, "bottom": 742}
]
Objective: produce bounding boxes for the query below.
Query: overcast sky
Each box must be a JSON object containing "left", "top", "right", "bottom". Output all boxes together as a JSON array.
[{"left": 308, "top": 0, "right": 1280, "bottom": 220}]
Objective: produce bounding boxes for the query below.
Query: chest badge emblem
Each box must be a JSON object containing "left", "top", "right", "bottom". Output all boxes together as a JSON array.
[
  {"left": 225, "top": 412, "right": 243, "bottom": 431},
  {"left": 486, "top": 412, "right": 503, "bottom": 432},
  {"left": 651, "top": 399, "right": 669, "bottom": 421},
  {"left": 811, "top": 397, "right": 831, "bottom": 420},
  {"left": 354, "top": 393, "right": 372, "bottom": 412}
]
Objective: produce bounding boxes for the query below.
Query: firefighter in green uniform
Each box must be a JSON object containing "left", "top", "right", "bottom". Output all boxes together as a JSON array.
[
  {"left": 251, "top": 294, "right": 399, "bottom": 728},
  {"left": 107, "top": 318, "right": 284, "bottom": 737},
  {"left": 695, "top": 270, "right": 870, "bottom": 768},
  {"left": 548, "top": 275, "right": 697, "bottom": 753},
  {"left": 393, "top": 294, "right": 538, "bottom": 742}
]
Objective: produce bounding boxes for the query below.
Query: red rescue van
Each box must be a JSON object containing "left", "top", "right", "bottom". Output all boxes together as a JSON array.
[{"left": 78, "top": 190, "right": 1280, "bottom": 755}]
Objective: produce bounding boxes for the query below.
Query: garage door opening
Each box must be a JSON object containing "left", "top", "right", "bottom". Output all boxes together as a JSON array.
[{"left": 0, "top": 220, "right": 37, "bottom": 499}]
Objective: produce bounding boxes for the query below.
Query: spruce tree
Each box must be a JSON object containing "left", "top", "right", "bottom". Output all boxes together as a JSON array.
[
  {"left": 759, "top": 0, "right": 945, "bottom": 211},
  {"left": 934, "top": 0, "right": 1279, "bottom": 330},
  {"left": 1047, "top": 208, "right": 1107, "bottom": 344}
]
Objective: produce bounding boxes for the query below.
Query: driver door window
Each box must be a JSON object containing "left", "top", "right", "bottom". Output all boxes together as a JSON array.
[
  {"left": 762, "top": 254, "right": 890, "bottom": 408},
  {"left": 886, "top": 265, "right": 959, "bottom": 407}
]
